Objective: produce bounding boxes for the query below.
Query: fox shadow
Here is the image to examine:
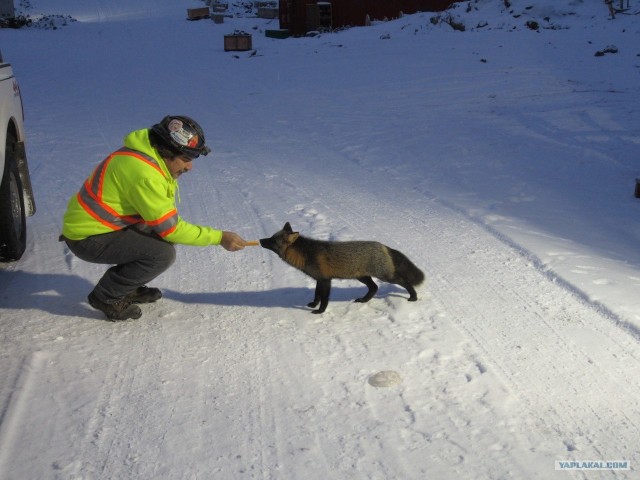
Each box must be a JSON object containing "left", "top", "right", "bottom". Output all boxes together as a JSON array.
[{"left": 165, "top": 284, "right": 407, "bottom": 310}]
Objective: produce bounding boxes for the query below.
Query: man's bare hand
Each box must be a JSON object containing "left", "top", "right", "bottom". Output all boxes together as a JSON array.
[{"left": 220, "top": 231, "right": 247, "bottom": 251}]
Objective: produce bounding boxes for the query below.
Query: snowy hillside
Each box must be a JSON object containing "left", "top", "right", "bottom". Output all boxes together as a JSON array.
[{"left": 0, "top": 0, "right": 639, "bottom": 478}]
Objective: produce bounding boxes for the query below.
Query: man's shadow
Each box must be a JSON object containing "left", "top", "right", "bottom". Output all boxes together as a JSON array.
[{"left": 0, "top": 270, "right": 97, "bottom": 318}]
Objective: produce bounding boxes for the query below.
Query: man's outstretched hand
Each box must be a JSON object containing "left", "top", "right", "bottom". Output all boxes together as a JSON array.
[{"left": 220, "top": 231, "right": 247, "bottom": 251}]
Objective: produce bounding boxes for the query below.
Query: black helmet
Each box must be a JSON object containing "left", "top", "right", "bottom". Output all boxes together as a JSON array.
[{"left": 150, "top": 115, "right": 211, "bottom": 159}]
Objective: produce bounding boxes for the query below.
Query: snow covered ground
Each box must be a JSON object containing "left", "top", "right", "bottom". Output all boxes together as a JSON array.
[{"left": 1, "top": 0, "right": 639, "bottom": 478}]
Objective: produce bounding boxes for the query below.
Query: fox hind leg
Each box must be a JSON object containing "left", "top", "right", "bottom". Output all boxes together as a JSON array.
[
  {"left": 386, "top": 274, "right": 418, "bottom": 301},
  {"left": 396, "top": 278, "right": 418, "bottom": 301},
  {"left": 404, "top": 283, "right": 418, "bottom": 301},
  {"left": 355, "top": 276, "right": 378, "bottom": 303},
  {"left": 309, "top": 279, "right": 331, "bottom": 314}
]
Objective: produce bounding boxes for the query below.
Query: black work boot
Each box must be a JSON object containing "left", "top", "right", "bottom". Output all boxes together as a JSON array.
[
  {"left": 125, "top": 286, "right": 162, "bottom": 304},
  {"left": 88, "top": 292, "right": 142, "bottom": 321}
]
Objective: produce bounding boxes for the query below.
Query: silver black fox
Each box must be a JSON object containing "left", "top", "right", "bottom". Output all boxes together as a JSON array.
[{"left": 260, "top": 223, "right": 425, "bottom": 314}]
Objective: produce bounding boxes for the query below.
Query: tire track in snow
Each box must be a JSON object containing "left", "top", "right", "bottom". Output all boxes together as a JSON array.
[
  {"left": 414, "top": 205, "right": 640, "bottom": 476},
  {"left": 0, "top": 352, "right": 48, "bottom": 477},
  {"left": 436, "top": 196, "right": 640, "bottom": 341},
  {"left": 357, "top": 300, "right": 541, "bottom": 478},
  {"left": 70, "top": 329, "right": 161, "bottom": 479},
  {"left": 74, "top": 350, "right": 129, "bottom": 478}
]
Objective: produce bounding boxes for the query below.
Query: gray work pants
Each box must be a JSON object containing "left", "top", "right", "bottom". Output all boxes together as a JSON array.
[{"left": 65, "top": 228, "right": 176, "bottom": 302}]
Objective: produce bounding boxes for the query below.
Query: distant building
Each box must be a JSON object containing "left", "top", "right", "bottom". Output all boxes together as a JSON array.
[
  {"left": 0, "top": 0, "right": 15, "bottom": 19},
  {"left": 279, "top": 0, "right": 457, "bottom": 36}
]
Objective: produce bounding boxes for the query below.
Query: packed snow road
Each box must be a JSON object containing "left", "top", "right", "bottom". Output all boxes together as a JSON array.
[{"left": 1, "top": 148, "right": 639, "bottom": 479}]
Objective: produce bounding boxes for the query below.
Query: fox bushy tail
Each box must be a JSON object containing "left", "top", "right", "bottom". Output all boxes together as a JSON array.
[{"left": 389, "top": 248, "right": 425, "bottom": 286}]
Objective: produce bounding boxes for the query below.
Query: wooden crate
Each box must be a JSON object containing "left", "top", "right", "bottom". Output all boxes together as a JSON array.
[
  {"left": 0, "top": 0, "right": 15, "bottom": 18},
  {"left": 211, "top": 2, "right": 228, "bottom": 12},
  {"left": 224, "top": 34, "right": 252, "bottom": 51},
  {"left": 187, "top": 7, "right": 210, "bottom": 20},
  {"left": 257, "top": 7, "right": 279, "bottom": 19},
  {"left": 265, "top": 29, "right": 290, "bottom": 39}
]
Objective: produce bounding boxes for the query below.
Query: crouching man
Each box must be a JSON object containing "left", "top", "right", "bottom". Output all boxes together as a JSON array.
[{"left": 61, "top": 115, "right": 247, "bottom": 321}]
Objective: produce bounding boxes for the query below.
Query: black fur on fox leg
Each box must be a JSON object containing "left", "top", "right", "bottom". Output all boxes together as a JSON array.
[
  {"left": 355, "top": 276, "right": 378, "bottom": 303},
  {"left": 309, "top": 279, "right": 331, "bottom": 314},
  {"left": 307, "top": 280, "right": 322, "bottom": 308},
  {"left": 405, "top": 284, "right": 418, "bottom": 301}
]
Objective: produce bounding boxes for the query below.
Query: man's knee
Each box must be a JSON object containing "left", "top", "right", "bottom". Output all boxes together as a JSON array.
[{"left": 157, "top": 242, "right": 177, "bottom": 269}]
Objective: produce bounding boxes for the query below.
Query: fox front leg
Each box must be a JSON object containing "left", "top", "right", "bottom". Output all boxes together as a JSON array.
[{"left": 308, "top": 279, "right": 331, "bottom": 314}]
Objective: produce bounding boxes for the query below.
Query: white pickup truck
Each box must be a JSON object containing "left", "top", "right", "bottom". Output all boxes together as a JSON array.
[{"left": 0, "top": 52, "right": 35, "bottom": 261}]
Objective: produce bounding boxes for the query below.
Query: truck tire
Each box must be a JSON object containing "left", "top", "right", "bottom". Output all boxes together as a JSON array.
[{"left": 0, "top": 132, "right": 27, "bottom": 261}]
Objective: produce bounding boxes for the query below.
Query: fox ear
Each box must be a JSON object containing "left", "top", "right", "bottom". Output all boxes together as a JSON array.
[{"left": 284, "top": 222, "right": 293, "bottom": 232}]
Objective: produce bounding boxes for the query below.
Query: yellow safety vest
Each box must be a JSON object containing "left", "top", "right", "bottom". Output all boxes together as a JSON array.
[{"left": 62, "top": 129, "right": 223, "bottom": 246}]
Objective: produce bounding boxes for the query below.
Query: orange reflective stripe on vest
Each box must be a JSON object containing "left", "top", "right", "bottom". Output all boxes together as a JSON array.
[{"left": 146, "top": 209, "right": 179, "bottom": 237}]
